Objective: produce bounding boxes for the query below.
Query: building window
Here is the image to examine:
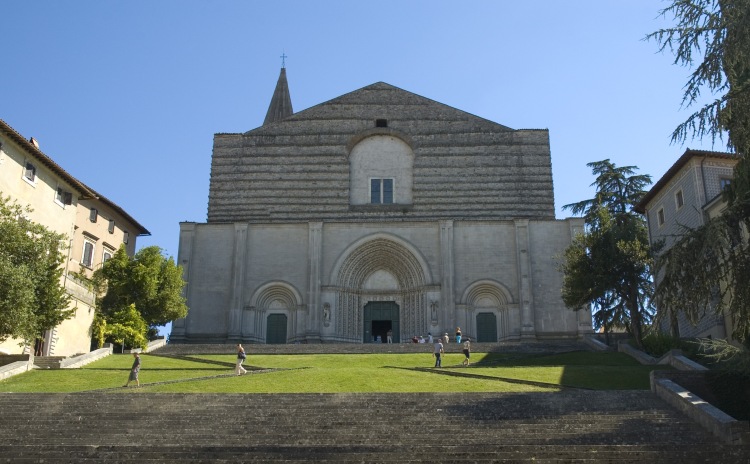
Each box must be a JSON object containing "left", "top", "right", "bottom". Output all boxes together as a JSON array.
[
  {"left": 720, "top": 177, "right": 732, "bottom": 191},
  {"left": 89, "top": 208, "right": 98, "bottom": 222},
  {"left": 657, "top": 208, "right": 665, "bottom": 227},
  {"left": 81, "top": 241, "right": 95, "bottom": 268},
  {"left": 123, "top": 231, "right": 129, "bottom": 244},
  {"left": 102, "top": 249, "right": 113, "bottom": 264},
  {"left": 24, "top": 162, "right": 36, "bottom": 182},
  {"left": 108, "top": 219, "right": 115, "bottom": 234},
  {"left": 55, "top": 187, "right": 73, "bottom": 206},
  {"left": 370, "top": 178, "right": 394, "bottom": 204},
  {"left": 376, "top": 119, "right": 388, "bottom": 128},
  {"left": 675, "top": 190, "right": 684, "bottom": 209}
]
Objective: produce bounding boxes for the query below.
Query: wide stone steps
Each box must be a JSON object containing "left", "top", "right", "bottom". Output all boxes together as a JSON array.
[
  {"left": 2, "top": 391, "right": 748, "bottom": 462},
  {"left": 0, "top": 445, "right": 739, "bottom": 463},
  {"left": 32, "top": 355, "right": 66, "bottom": 369}
]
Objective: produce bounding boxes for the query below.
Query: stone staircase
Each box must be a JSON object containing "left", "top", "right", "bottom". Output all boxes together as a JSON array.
[
  {"left": 32, "top": 355, "right": 66, "bottom": 369},
  {"left": 1, "top": 391, "right": 748, "bottom": 463}
]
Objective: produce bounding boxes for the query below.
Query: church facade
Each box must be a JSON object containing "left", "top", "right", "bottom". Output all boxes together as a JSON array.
[{"left": 169, "top": 69, "right": 591, "bottom": 344}]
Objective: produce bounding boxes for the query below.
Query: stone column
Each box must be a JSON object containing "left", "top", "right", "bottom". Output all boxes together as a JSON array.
[
  {"left": 170, "top": 222, "right": 196, "bottom": 342},
  {"left": 306, "top": 222, "right": 323, "bottom": 342},
  {"left": 227, "top": 223, "right": 248, "bottom": 342},
  {"left": 514, "top": 219, "right": 536, "bottom": 340},
  {"left": 439, "top": 220, "right": 455, "bottom": 333}
]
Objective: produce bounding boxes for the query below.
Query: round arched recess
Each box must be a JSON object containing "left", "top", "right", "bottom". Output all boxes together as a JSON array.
[
  {"left": 331, "top": 233, "right": 433, "bottom": 343},
  {"left": 331, "top": 233, "right": 432, "bottom": 288},
  {"left": 348, "top": 134, "right": 414, "bottom": 205},
  {"left": 245, "top": 281, "right": 304, "bottom": 344},
  {"left": 249, "top": 281, "right": 303, "bottom": 309},
  {"left": 460, "top": 280, "right": 513, "bottom": 307},
  {"left": 461, "top": 280, "right": 515, "bottom": 342}
]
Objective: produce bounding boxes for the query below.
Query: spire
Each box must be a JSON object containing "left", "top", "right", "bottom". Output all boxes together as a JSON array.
[{"left": 263, "top": 67, "right": 293, "bottom": 125}]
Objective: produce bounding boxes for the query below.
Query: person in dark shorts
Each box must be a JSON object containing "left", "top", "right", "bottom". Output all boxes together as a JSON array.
[
  {"left": 462, "top": 338, "right": 471, "bottom": 366},
  {"left": 123, "top": 352, "right": 141, "bottom": 387},
  {"left": 433, "top": 338, "right": 444, "bottom": 367}
]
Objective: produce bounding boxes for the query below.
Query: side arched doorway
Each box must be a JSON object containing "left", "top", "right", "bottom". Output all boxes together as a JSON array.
[
  {"left": 476, "top": 312, "right": 498, "bottom": 343},
  {"left": 266, "top": 314, "right": 288, "bottom": 344},
  {"left": 363, "top": 301, "right": 399, "bottom": 343}
]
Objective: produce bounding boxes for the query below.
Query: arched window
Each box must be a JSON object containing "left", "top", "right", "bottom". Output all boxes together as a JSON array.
[{"left": 349, "top": 135, "right": 413, "bottom": 206}]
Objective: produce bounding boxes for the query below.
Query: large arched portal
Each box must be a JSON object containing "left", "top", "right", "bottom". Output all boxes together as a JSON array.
[{"left": 333, "top": 236, "right": 431, "bottom": 343}]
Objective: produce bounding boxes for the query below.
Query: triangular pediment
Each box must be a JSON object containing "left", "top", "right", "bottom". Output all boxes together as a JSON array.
[{"left": 244, "top": 81, "right": 514, "bottom": 135}]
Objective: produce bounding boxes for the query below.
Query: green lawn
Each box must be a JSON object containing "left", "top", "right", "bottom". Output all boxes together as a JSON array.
[{"left": 0, "top": 351, "right": 667, "bottom": 393}]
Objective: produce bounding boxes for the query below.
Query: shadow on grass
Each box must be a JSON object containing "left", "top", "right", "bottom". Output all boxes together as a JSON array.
[
  {"left": 149, "top": 354, "right": 236, "bottom": 368},
  {"left": 384, "top": 366, "right": 580, "bottom": 390},
  {"left": 84, "top": 367, "right": 230, "bottom": 372}
]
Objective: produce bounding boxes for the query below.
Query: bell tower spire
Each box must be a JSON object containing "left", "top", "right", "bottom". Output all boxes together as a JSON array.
[{"left": 263, "top": 59, "right": 293, "bottom": 125}]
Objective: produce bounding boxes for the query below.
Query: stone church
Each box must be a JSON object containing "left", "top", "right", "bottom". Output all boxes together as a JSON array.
[{"left": 169, "top": 68, "right": 591, "bottom": 344}]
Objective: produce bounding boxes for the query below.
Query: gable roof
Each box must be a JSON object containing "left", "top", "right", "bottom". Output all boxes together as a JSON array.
[
  {"left": 243, "top": 81, "right": 515, "bottom": 135},
  {"left": 0, "top": 118, "right": 97, "bottom": 199},
  {"left": 634, "top": 148, "right": 740, "bottom": 213},
  {"left": 0, "top": 118, "right": 149, "bottom": 236}
]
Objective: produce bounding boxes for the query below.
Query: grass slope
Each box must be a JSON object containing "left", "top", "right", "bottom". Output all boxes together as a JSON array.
[{"left": 0, "top": 351, "right": 666, "bottom": 393}]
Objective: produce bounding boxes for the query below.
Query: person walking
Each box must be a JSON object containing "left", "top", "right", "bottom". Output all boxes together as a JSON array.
[
  {"left": 123, "top": 352, "right": 141, "bottom": 387},
  {"left": 433, "top": 338, "right": 444, "bottom": 368},
  {"left": 236, "top": 344, "right": 247, "bottom": 375},
  {"left": 455, "top": 327, "right": 462, "bottom": 344},
  {"left": 443, "top": 333, "right": 449, "bottom": 344},
  {"left": 462, "top": 338, "right": 471, "bottom": 366}
]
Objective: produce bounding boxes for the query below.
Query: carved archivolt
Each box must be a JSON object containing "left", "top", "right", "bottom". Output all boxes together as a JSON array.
[
  {"left": 333, "top": 235, "right": 430, "bottom": 342},
  {"left": 461, "top": 279, "right": 514, "bottom": 340},
  {"left": 461, "top": 280, "right": 512, "bottom": 307},
  {"left": 249, "top": 281, "right": 303, "bottom": 311}
]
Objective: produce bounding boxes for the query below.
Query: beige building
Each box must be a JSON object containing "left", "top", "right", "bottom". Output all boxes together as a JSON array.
[
  {"left": 636, "top": 149, "right": 740, "bottom": 340},
  {"left": 0, "top": 119, "right": 149, "bottom": 356},
  {"left": 171, "top": 69, "right": 592, "bottom": 344}
]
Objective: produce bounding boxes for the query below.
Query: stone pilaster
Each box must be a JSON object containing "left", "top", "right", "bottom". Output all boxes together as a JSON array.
[
  {"left": 306, "top": 222, "right": 323, "bottom": 342},
  {"left": 439, "top": 220, "right": 455, "bottom": 332},
  {"left": 169, "top": 222, "right": 196, "bottom": 342},
  {"left": 227, "top": 223, "right": 248, "bottom": 341},
  {"left": 515, "top": 219, "right": 535, "bottom": 340},
  {"left": 569, "top": 218, "right": 593, "bottom": 336}
]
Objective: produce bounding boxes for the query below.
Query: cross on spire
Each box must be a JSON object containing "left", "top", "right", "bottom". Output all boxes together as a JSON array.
[{"left": 280, "top": 52, "right": 287, "bottom": 68}]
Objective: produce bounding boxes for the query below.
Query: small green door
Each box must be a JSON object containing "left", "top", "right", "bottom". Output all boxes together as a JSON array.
[
  {"left": 266, "top": 314, "right": 287, "bottom": 344},
  {"left": 476, "top": 312, "right": 497, "bottom": 343}
]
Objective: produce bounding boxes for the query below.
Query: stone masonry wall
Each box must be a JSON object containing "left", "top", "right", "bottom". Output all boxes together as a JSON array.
[{"left": 207, "top": 83, "right": 555, "bottom": 223}]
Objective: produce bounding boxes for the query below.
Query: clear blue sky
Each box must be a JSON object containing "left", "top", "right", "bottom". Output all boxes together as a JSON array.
[{"left": 3, "top": 1, "right": 721, "bottom": 334}]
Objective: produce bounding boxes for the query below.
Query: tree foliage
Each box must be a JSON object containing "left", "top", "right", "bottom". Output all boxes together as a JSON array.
[
  {"left": 560, "top": 161, "right": 654, "bottom": 347},
  {"left": 0, "top": 194, "right": 72, "bottom": 343},
  {"left": 98, "top": 304, "right": 148, "bottom": 350},
  {"left": 648, "top": 0, "right": 750, "bottom": 344},
  {"left": 94, "top": 245, "right": 187, "bottom": 328},
  {"left": 646, "top": 0, "right": 750, "bottom": 150}
]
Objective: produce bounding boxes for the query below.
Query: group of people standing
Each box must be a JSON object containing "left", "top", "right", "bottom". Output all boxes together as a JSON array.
[{"left": 433, "top": 327, "right": 471, "bottom": 368}]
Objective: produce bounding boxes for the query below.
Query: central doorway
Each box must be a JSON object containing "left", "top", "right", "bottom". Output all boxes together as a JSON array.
[{"left": 363, "top": 301, "right": 399, "bottom": 343}]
